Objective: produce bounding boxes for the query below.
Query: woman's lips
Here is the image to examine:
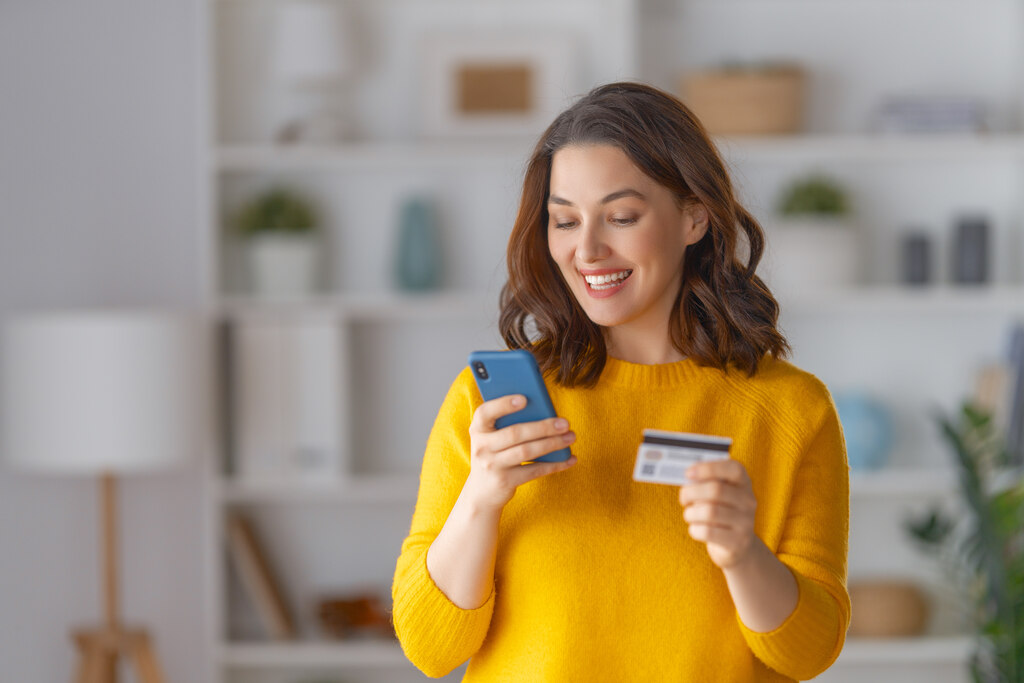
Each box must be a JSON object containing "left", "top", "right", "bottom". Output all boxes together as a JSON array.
[{"left": 580, "top": 268, "right": 633, "bottom": 299}]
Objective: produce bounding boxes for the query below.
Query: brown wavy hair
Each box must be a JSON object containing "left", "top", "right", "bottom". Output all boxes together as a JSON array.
[{"left": 498, "top": 81, "right": 790, "bottom": 387}]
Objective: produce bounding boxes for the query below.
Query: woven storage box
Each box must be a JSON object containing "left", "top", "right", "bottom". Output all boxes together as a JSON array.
[
  {"left": 681, "top": 66, "right": 806, "bottom": 136},
  {"left": 848, "top": 580, "right": 929, "bottom": 638}
]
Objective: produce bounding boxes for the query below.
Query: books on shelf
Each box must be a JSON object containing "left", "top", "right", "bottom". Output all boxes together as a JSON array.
[
  {"left": 228, "top": 319, "right": 344, "bottom": 485},
  {"left": 973, "top": 321, "right": 1024, "bottom": 466},
  {"left": 1006, "top": 323, "right": 1024, "bottom": 466},
  {"left": 226, "top": 513, "right": 296, "bottom": 640}
]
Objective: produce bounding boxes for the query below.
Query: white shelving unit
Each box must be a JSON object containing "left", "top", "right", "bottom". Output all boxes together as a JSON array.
[
  {"left": 717, "top": 133, "right": 1024, "bottom": 163},
  {"left": 778, "top": 285, "right": 1024, "bottom": 315},
  {"left": 219, "top": 640, "right": 411, "bottom": 668},
  {"left": 201, "top": 1, "right": 1024, "bottom": 681},
  {"left": 217, "top": 291, "right": 494, "bottom": 320},
  {"left": 214, "top": 465, "right": 960, "bottom": 506},
  {"left": 216, "top": 474, "right": 421, "bottom": 506},
  {"left": 838, "top": 636, "right": 974, "bottom": 665},
  {"left": 216, "top": 134, "right": 1024, "bottom": 170},
  {"left": 216, "top": 142, "right": 529, "bottom": 170}
]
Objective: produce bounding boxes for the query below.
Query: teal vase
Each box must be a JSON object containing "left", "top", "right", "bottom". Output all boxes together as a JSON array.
[
  {"left": 834, "top": 392, "right": 893, "bottom": 470},
  {"left": 394, "top": 197, "right": 442, "bottom": 291}
]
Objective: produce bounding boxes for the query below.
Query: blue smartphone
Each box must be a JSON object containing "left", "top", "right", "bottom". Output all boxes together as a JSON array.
[{"left": 467, "top": 349, "right": 571, "bottom": 463}]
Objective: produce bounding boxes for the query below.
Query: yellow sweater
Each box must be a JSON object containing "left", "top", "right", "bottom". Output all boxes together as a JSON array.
[{"left": 393, "top": 355, "right": 850, "bottom": 681}]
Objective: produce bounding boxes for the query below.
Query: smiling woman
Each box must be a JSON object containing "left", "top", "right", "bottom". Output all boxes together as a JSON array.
[
  {"left": 501, "top": 83, "right": 789, "bottom": 386},
  {"left": 393, "top": 82, "right": 850, "bottom": 682}
]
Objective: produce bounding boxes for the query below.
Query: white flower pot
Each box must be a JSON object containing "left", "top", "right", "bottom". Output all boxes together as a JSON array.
[
  {"left": 761, "top": 218, "right": 862, "bottom": 292},
  {"left": 245, "top": 234, "right": 318, "bottom": 298}
]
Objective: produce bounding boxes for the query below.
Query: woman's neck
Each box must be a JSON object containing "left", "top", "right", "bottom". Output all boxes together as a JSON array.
[{"left": 604, "top": 324, "right": 685, "bottom": 366}]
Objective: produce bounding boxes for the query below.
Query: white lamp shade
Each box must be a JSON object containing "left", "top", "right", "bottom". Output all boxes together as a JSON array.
[
  {"left": 1, "top": 310, "right": 207, "bottom": 475},
  {"left": 272, "top": 1, "right": 354, "bottom": 85}
]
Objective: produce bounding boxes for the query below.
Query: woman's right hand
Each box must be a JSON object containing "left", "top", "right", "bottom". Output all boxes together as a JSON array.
[{"left": 463, "top": 394, "right": 577, "bottom": 511}]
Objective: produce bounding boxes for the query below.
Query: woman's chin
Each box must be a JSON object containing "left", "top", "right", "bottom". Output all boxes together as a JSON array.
[{"left": 577, "top": 305, "right": 627, "bottom": 329}]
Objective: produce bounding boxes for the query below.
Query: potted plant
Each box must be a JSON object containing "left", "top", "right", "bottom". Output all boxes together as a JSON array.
[
  {"left": 905, "top": 403, "right": 1023, "bottom": 683},
  {"left": 763, "top": 174, "right": 862, "bottom": 292},
  {"left": 234, "top": 187, "right": 321, "bottom": 298}
]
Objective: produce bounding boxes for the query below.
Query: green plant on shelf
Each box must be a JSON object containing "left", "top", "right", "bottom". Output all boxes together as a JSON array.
[
  {"left": 777, "top": 174, "right": 849, "bottom": 217},
  {"left": 234, "top": 187, "right": 318, "bottom": 238},
  {"left": 905, "top": 403, "right": 1023, "bottom": 683}
]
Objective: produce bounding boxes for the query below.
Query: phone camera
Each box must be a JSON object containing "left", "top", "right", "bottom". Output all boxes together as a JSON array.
[{"left": 473, "top": 361, "right": 489, "bottom": 380}]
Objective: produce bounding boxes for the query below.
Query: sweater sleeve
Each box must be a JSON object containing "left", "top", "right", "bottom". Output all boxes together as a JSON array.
[
  {"left": 739, "top": 398, "right": 852, "bottom": 680},
  {"left": 392, "top": 367, "right": 495, "bottom": 678}
]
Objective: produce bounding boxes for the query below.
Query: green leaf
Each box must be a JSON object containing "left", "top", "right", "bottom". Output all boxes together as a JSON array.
[
  {"left": 905, "top": 507, "right": 953, "bottom": 546},
  {"left": 234, "top": 187, "right": 318, "bottom": 237},
  {"left": 913, "top": 402, "right": 1024, "bottom": 681},
  {"left": 777, "top": 175, "right": 849, "bottom": 216}
]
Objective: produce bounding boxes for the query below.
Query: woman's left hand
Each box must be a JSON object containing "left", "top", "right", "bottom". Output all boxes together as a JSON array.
[{"left": 678, "top": 460, "right": 758, "bottom": 569}]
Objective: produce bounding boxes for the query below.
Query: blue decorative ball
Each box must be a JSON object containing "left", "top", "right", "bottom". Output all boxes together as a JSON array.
[{"left": 833, "top": 393, "right": 893, "bottom": 470}]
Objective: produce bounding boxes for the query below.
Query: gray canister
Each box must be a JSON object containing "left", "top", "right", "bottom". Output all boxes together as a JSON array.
[
  {"left": 901, "top": 231, "right": 931, "bottom": 285},
  {"left": 952, "top": 215, "right": 989, "bottom": 284}
]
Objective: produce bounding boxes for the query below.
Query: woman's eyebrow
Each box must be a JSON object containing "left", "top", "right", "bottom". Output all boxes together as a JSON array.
[{"left": 548, "top": 188, "right": 646, "bottom": 206}]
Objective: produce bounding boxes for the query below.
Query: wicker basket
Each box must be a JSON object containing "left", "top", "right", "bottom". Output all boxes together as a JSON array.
[
  {"left": 680, "top": 66, "right": 806, "bottom": 136},
  {"left": 848, "top": 580, "right": 930, "bottom": 637}
]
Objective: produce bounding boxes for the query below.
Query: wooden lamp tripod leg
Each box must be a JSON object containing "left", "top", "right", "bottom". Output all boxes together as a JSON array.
[
  {"left": 73, "top": 629, "right": 121, "bottom": 683},
  {"left": 71, "top": 474, "right": 167, "bottom": 683},
  {"left": 72, "top": 474, "right": 123, "bottom": 683},
  {"left": 129, "top": 631, "right": 166, "bottom": 683},
  {"left": 73, "top": 631, "right": 110, "bottom": 683}
]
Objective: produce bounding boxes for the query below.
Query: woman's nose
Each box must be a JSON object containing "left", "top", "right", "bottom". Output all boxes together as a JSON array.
[{"left": 577, "top": 221, "right": 611, "bottom": 263}]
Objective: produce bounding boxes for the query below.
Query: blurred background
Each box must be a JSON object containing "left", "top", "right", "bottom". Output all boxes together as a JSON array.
[{"left": 2, "top": 0, "right": 1023, "bottom": 681}]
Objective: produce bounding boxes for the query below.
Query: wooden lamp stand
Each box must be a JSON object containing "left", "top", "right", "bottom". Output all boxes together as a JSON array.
[{"left": 72, "top": 474, "right": 166, "bottom": 683}]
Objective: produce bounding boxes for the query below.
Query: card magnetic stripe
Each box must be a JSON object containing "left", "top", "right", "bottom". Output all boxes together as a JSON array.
[{"left": 641, "top": 434, "right": 731, "bottom": 452}]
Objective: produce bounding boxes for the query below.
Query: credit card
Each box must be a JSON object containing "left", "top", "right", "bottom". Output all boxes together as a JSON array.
[{"left": 632, "top": 429, "right": 732, "bottom": 486}]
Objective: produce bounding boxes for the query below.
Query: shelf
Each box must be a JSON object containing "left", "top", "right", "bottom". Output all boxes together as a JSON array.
[
  {"left": 219, "top": 636, "right": 973, "bottom": 669},
  {"left": 214, "top": 0, "right": 601, "bottom": 8},
  {"left": 214, "top": 135, "right": 1024, "bottom": 172},
  {"left": 215, "top": 291, "right": 495, "bottom": 321},
  {"left": 219, "top": 640, "right": 408, "bottom": 668},
  {"left": 217, "top": 474, "right": 420, "bottom": 504},
  {"left": 213, "top": 286, "right": 1024, "bottom": 321},
  {"left": 219, "top": 469, "right": 956, "bottom": 503},
  {"left": 777, "top": 285, "right": 1024, "bottom": 315},
  {"left": 341, "top": 291, "right": 495, "bottom": 320},
  {"left": 849, "top": 468, "right": 957, "bottom": 498},
  {"left": 717, "top": 133, "right": 1024, "bottom": 164},
  {"left": 838, "top": 635, "right": 972, "bottom": 665},
  {"left": 215, "top": 142, "right": 528, "bottom": 171}
]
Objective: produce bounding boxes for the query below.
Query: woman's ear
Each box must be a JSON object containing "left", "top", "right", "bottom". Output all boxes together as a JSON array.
[{"left": 683, "top": 203, "right": 709, "bottom": 246}]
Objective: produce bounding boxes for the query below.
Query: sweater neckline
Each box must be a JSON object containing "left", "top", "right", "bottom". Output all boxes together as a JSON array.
[{"left": 599, "top": 355, "right": 713, "bottom": 389}]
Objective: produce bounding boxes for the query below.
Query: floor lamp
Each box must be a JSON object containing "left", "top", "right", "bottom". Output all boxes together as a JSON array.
[{"left": 1, "top": 310, "right": 206, "bottom": 683}]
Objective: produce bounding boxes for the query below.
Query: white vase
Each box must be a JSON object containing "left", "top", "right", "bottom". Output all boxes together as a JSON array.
[
  {"left": 761, "top": 217, "right": 862, "bottom": 293},
  {"left": 245, "top": 233, "right": 318, "bottom": 298}
]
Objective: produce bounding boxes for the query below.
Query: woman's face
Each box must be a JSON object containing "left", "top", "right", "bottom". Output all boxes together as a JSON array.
[{"left": 546, "top": 144, "right": 707, "bottom": 333}]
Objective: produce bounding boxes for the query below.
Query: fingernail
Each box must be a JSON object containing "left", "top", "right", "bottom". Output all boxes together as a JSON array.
[
  {"left": 554, "top": 418, "right": 569, "bottom": 431},
  {"left": 567, "top": 456, "right": 577, "bottom": 466},
  {"left": 562, "top": 431, "right": 576, "bottom": 443},
  {"left": 511, "top": 395, "right": 525, "bottom": 407}
]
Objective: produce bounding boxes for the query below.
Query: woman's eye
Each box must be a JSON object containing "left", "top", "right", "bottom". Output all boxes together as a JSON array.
[
  {"left": 610, "top": 216, "right": 638, "bottom": 226},
  {"left": 553, "top": 218, "right": 578, "bottom": 230}
]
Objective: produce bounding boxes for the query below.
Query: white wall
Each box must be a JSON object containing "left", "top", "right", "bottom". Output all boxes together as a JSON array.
[{"left": 0, "top": 0, "right": 206, "bottom": 680}]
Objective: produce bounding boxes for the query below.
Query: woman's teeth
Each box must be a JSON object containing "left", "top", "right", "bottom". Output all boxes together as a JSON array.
[{"left": 583, "top": 270, "right": 632, "bottom": 290}]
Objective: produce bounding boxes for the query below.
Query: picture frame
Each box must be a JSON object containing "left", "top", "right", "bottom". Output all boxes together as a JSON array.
[{"left": 420, "top": 33, "right": 580, "bottom": 139}]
